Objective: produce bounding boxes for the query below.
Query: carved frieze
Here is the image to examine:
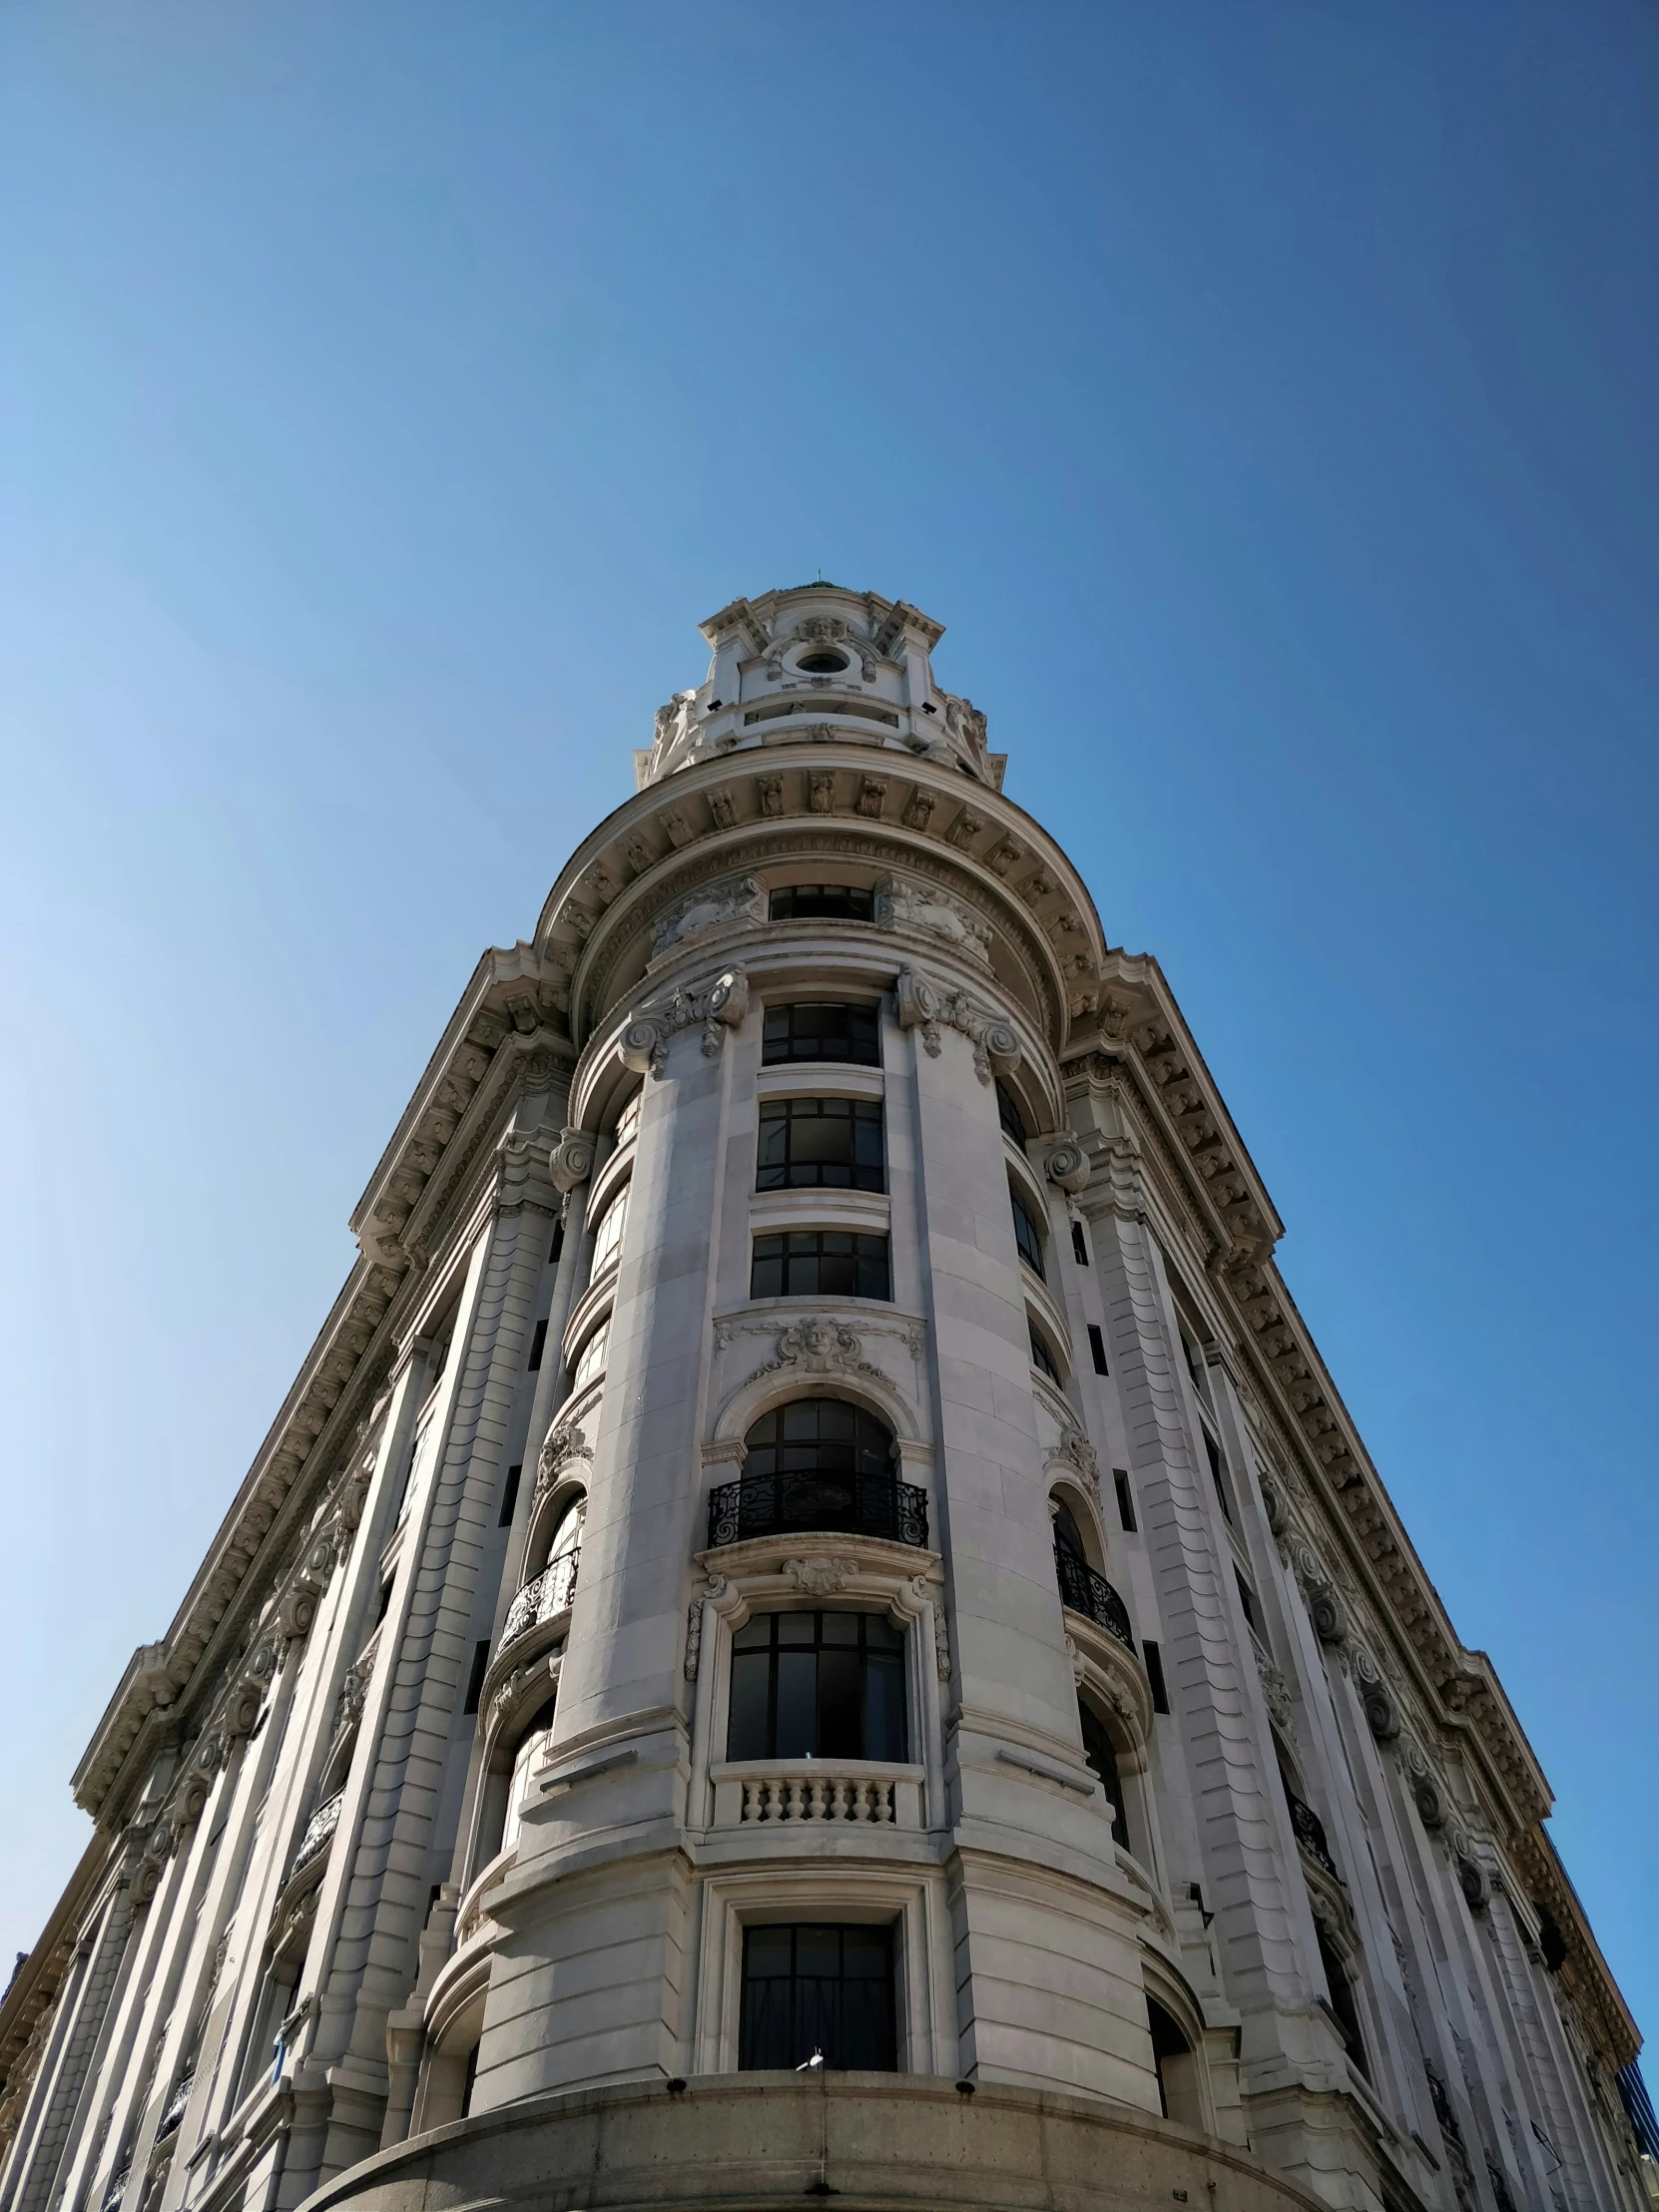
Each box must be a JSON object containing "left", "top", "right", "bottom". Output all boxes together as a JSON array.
[
  {"left": 872, "top": 875, "right": 992, "bottom": 963},
  {"left": 650, "top": 875, "right": 766, "bottom": 957}
]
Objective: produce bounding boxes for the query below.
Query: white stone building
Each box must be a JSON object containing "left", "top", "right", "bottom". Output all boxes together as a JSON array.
[{"left": 1, "top": 586, "right": 1650, "bottom": 2212}]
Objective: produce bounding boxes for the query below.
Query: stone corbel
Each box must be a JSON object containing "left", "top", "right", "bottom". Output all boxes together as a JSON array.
[
  {"left": 1044, "top": 1138, "right": 1091, "bottom": 1194},
  {"left": 495, "top": 1129, "right": 561, "bottom": 1222},
  {"left": 621, "top": 964, "right": 750, "bottom": 1079},
  {"left": 894, "top": 967, "right": 1020, "bottom": 1086}
]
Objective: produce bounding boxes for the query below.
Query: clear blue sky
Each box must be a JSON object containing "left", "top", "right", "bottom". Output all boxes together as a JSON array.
[{"left": 3, "top": 1, "right": 1655, "bottom": 2040}]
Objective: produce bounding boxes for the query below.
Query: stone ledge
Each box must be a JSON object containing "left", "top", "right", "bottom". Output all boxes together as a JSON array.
[{"left": 294, "top": 2072, "right": 1331, "bottom": 2212}]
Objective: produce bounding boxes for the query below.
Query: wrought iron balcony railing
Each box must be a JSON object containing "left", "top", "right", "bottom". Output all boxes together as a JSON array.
[
  {"left": 501, "top": 1547, "right": 581, "bottom": 1648},
  {"left": 157, "top": 2066, "right": 195, "bottom": 2139},
  {"left": 1053, "top": 1546, "right": 1135, "bottom": 1652},
  {"left": 1286, "top": 1788, "right": 1342, "bottom": 1881},
  {"left": 707, "top": 1470, "right": 927, "bottom": 1550},
  {"left": 288, "top": 1789, "right": 343, "bottom": 1882}
]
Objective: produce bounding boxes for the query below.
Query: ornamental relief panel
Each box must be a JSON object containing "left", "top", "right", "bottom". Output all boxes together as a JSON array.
[{"left": 563, "top": 822, "right": 1070, "bottom": 1050}]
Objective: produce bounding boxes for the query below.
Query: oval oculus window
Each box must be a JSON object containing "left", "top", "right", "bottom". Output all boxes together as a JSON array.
[{"left": 797, "top": 649, "right": 849, "bottom": 674}]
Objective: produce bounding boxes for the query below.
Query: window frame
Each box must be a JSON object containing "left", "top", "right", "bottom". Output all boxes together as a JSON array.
[
  {"left": 726, "top": 1607, "right": 909, "bottom": 1766},
  {"left": 761, "top": 1001, "right": 881, "bottom": 1068},
  {"left": 1010, "top": 1186, "right": 1046, "bottom": 1278},
  {"left": 750, "top": 1228, "right": 891, "bottom": 1302},
  {"left": 757, "top": 1095, "right": 886, "bottom": 1193},
  {"left": 768, "top": 884, "right": 876, "bottom": 923}
]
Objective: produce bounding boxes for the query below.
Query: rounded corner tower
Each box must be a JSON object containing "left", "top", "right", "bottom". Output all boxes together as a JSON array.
[{"left": 2, "top": 590, "right": 1647, "bottom": 2212}]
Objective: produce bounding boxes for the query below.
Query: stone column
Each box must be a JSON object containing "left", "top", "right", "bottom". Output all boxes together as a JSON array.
[
  {"left": 901, "top": 1000, "right": 1159, "bottom": 2110},
  {"left": 478, "top": 1012, "right": 735, "bottom": 2103}
]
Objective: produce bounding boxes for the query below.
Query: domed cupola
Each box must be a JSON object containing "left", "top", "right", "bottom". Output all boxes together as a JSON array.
[{"left": 634, "top": 582, "right": 1005, "bottom": 791}]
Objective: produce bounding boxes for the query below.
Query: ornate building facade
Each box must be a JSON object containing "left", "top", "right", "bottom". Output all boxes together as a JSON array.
[{"left": 1, "top": 586, "right": 1650, "bottom": 2212}]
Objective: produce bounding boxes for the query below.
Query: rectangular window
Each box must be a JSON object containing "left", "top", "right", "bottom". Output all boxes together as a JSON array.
[
  {"left": 612, "top": 1088, "right": 643, "bottom": 1149},
  {"left": 549, "top": 1222, "right": 565, "bottom": 1267},
  {"left": 762, "top": 1002, "right": 880, "bottom": 1067},
  {"left": 1204, "top": 1429, "right": 1233, "bottom": 1523},
  {"left": 1142, "top": 1638, "right": 1171, "bottom": 1715},
  {"left": 571, "top": 1317, "right": 609, "bottom": 1393},
  {"left": 757, "top": 1098, "right": 884, "bottom": 1191},
  {"left": 499, "top": 1463, "right": 522, "bottom": 1528},
  {"left": 1087, "top": 1324, "right": 1109, "bottom": 1375},
  {"left": 1071, "top": 1221, "right": 1089, "bottom": 1265},
  {"left": 769, "top": 884, "right": 875, "bottom": 922},
  {"left": 462, "top": 1640, "right": 491, "bottom": 1716},
  {"left": 739, "top": 1923, "right": 895, "bottom": 2073},
  {"left": 1235, "top": 1571, "right": 1258, "bottom": 1633},
  {"left": 751, "top": 1231, "right": 890, "bottom": 1302},
  {"left": 377, "top": 1574, "right": 396, "bottom": 1624},
  {"left": 727, "top": 1611, "right": 907, "bottom": 1764},
  {"left": 527, "top": 1319, "right": 548, "bottom": 1372},
  {"left": 1010, "top": 1189, "right": 1045, "bottom": 1278},
  {"left": 1113, "top": 1469, "right": 1137, "bottom": 1533}
]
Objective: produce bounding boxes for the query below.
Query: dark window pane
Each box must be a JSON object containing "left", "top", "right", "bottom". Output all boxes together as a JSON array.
[
  {"left": 756, "top": 1100, "right": 886, "bottom": 1193},
  {"left": 1053, "top": 1500, "right": 1088, "bottom": 1560},
  {"left": 750, "top": 1235, "right": 786, "bottom": 1300},
  {"left": 723, "top": 1607, "right": 908, "bottom": 1763},
  {"left": 775, "top": 1652, "right": 816, "bottom": 1757},
  {"left": 728, "top": 1653, "right": 771, "bottom": 1760},
  {"left": 1079, "top": 1697, "right": 1130, "bottom": 1850},
  {"left": 762, "top": 1003, "right": 881, "bottom": 1067},
  {"left": 770, "top": 885, "right": 876, "bottom": 922},
  {"left": 817, "top": 1650, "right": 862, "bottom": 1758},
  {"left": 740, "top": 1926, "right": 895, "bottom": 2073},
  {"left": 1029, "top": 1324, "right": 1060, "bottom": 1382},
  {"left": 865, "top": 1655, "right": 907, "bottom": 1763},
  {"left": 1011, "top": 1190, "right": 1046, "bottom": 1278},
  {"left": 996, "top": 1080, "right": 1028, "bottom": 1145}
]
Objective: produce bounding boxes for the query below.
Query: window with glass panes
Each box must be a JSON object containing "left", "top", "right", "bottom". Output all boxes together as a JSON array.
[
  {"left": 751, "top": 1231, "right": 890, "bottom": 1301},
  {"left": 727, "top": 1609, "right": 907, "bottom": 1763},
  {"left": 762, "top": 1002, "right": 880, "bottom": 1066},
  {"left": 757, "top": 1098, "right": 884, "bottom": 1191},
  {"left": 739, "top": 1924, "right": 895, "bottom": 2072},
  {"left": 1028, "top": 1321, "right": 1060, "bottom": 1382},
  {"left": 1011, "top": 1187, "right": 1045, "bottom": 1276},
  {"left": 1078, "top": 1695, "right": 1130, "bottom": 1850},
  {"left": 588, "top": 1186, "right": 628, "bottom": 1279},
  {"left": 769, "top": 885, "right": 875, "bottom": 922},
  {"left": 995, "top": 1079, "right": 1028, "bottom": 1145}
]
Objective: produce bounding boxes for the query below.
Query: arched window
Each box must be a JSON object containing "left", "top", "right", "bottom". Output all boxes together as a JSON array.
[
  {"left": 500, "top": 1693, "right": 558, "bottom": 1859},
  {"left": 1147, "top": 1997, "right": 1204, "bottom": 2127},
  {"left": 744, "top": 1398, "right": 891, "bottom": 1492},
  {"left": 1315, "top": 1923, "right": 1369, "bottom": 2078},
  {"left": 711, "top": 1400, "right": 924, "bottom": 1548},
  {"left": 1052, "top": 1497, "right": 1091, "bottom": 1565},
  {"left": 1077, "top": 1694, "right": 1129, "bottom": 1850},
  {"left": 546, "top": 1494, "right": 584, "bottom": 1566}
]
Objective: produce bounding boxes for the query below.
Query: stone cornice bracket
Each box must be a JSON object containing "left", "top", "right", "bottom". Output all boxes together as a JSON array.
[
  {"left": 1085, "top": 1134, "right": 1147, "bottom": 1225},
  {"left": 620, "top": 964, "right": 750, "bottom": 1079},
  {"left": 894, "top": 967, "right": 1020, "bottom": 1086},
  {"left": 548, "top": 1127, "right": 596, "bottom": 1224},
  {"left": 1044, "top": 1138, "right": 1091, "bottom": 1195},
  {"left": 495, "top": 1129, "right": 561, "bottom": 1221}
]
